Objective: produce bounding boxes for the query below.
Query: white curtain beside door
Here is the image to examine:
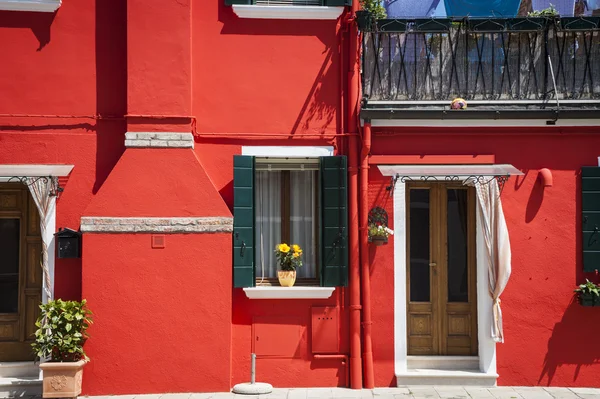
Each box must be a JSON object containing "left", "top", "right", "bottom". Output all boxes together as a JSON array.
[{"left": 471, "top": 179, "right": 512, "bottom": 343}]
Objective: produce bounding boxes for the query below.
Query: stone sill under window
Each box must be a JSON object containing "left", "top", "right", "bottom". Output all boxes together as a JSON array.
[
  {"left": 243, "top": 286, "right": 336, "bottom": 299},
  {"left": 0, "top": 0, "right": 61, "bottom": 12},
  {"left": 232, "top": 5, "right": 344, "bottom": 20}
]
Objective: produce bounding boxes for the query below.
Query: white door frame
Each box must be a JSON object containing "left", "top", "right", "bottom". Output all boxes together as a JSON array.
[{"left": 393, "top": 180, "right": 496, "bottom": 375}]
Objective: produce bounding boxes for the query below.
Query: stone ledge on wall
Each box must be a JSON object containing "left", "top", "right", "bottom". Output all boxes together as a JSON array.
[
  {"left": 81, "top": 217, "right": 233, "bottom": 233},
  {"left": 124, "top": 132, "right": 194, "bottom": 149}
]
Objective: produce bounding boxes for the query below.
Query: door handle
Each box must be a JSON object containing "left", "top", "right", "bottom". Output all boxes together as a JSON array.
[{"left": 429, "top": 262, "right": 437, "bottom": 274}]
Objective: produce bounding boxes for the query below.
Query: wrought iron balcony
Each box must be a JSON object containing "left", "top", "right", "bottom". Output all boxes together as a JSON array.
[{"left": 360, "top": 17, "right": 600, "bottom": 119}]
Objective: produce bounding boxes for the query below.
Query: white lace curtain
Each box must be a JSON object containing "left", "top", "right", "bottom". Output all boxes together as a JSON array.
[
  {"left": 255, "top": 170, "right": 317, "bottom": 279},
  {"left": 26, "top": 177, "right": 57, "bottom": 301}
]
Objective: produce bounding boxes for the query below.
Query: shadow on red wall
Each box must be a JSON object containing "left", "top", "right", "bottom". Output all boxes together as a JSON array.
[
  {"left": 0, "top": 9, "right": 55, "bottom": 50},
  {"left": 93, "top": 0, "right": 126, "bottom": 194},
  {"left": 538, "top": 297, "right": 600, "bottom": 385}
]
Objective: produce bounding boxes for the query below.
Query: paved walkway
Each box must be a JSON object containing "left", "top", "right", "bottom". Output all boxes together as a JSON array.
[{"left": 69, "top": 387, "right": 600, "bottom": 399}]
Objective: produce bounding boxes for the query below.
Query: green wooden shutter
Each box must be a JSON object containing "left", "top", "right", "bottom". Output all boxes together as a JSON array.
[
  {"left": 582, "top": 167, "right": 600, "bottom": 273},
  {"left": 225, "top": 0, "right": 252, "bottom": 5},
  {"left": 320, "top": 156, "right": 349, "bottom": 287},
  {"left": 233, "top": 155, "right": 255, "bottom": 287}
]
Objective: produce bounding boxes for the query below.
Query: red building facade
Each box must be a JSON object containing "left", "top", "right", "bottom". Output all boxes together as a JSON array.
[{"left": 0, "top": 0, "right": 599, "bottom": 396}]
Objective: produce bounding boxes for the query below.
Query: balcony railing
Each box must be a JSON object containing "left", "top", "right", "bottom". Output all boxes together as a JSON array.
[{"left": 361, "top": 17, "right": 600, "bottom": 107}]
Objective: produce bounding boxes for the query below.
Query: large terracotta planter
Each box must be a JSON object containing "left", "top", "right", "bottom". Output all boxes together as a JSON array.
[
  {"left": 40, "top": 359, "right": 87, "bottom": 398},
  {"left": 278, "top": 270, "right": 297, "bottom": 287}
]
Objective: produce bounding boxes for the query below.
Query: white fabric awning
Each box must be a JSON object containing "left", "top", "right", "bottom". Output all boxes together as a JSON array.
[
  {"left": 377, "top": 164, "right": 523, "bottom": 177},
  {"left": 0, "top": 164, "right": 74, "bottom": 178}
]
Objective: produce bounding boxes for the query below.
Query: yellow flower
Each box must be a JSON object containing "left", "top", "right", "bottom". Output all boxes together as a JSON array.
[
  {"left": 278, "top": 243, "right": 290, "bottom": 253},
  {"left": 293, "top": 252, "right": 300, "bottom": 258},
  {"left": 292, "top": 244, "right": 302, "bottom": 253}
]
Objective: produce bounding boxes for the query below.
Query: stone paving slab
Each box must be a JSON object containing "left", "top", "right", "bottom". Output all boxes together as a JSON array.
[{"left": 14, "top": 387, "right": 600, "bottom": 399}]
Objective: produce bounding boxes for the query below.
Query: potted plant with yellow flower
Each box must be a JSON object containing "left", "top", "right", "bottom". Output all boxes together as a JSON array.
[{"left": 275, "top": 243, "right": 303, "bottom": 287}]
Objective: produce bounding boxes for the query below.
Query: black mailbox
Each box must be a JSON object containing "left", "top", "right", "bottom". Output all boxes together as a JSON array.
[{"left": 55, "top": 228, "right": 81, "bottom": 259}]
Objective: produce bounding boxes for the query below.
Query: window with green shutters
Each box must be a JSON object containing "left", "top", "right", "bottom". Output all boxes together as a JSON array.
[
  {"left": 232, "top": 155, "right": 349, "bottom": 288},
  {"left": 582, "top": 167, "right": 600, "bottom": 273}
]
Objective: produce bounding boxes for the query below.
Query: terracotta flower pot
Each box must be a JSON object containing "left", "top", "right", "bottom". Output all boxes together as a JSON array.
[
  {"left": 40, "top": 359, "right": 87, "bottom": 398},
  {"left": 278, "top": 270, "right": 297, "bottom": 287},
  {"left": 370, "top": 236, "right": 388, "bottom": 246}
]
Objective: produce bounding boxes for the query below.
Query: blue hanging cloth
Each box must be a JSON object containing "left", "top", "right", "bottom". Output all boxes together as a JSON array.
[
  {"left": 443, "top": 0, "right": 521, "bottom": 17},
  {"left": 384, "top": 0, "right": 445, "bottom": 18}
]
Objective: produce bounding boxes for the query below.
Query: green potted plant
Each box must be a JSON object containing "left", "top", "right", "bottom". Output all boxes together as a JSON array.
[
  {"left": 356, "top": 0, "right": 386, "bottom": 31},
  {"left": 574, "top": 279, "right": 600, "bottom": 307},
  {"left": 368, "top": 223, "right": 393, "bottom": 246},
  {"left": 510, "top": 4, "right": 558, "bottom": 30},
  {"left": 32, "top": 299, "right": 93, "bottom": 398},
  {"left": 275, "top": 243, "right": 303, "bottom": 287}
]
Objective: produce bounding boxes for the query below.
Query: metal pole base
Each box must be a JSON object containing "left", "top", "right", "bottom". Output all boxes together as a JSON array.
[{"left": 232, "top": 382, "right": 273, "bottom": 395}]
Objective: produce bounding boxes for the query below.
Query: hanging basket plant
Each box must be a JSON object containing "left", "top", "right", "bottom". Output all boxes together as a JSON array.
[{"left": 368, "top": 207, "right": 393, "bottom": 246}]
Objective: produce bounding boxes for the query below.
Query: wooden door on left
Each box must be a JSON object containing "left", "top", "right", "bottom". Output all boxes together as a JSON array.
[{"left": 0, "top": 184, "right": 42, "bottom": 361}]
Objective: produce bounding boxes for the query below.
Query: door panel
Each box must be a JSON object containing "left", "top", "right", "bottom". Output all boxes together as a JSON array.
[
  {"left": 0, "top": 184, "right": 42, "bottom": 361},
  {"left": 407, "top": 183, "right": 478, "bottom": 356},
  {"left": 407, "top": 187, "right": 437, "bottom": 355}
]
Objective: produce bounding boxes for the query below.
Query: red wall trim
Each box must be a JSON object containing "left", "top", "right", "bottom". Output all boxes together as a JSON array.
[{"left": 369, "top": 155, "right": 496, "bottom": 165}]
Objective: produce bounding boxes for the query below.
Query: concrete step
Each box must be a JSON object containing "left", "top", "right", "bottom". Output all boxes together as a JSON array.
[
  {"left": 406, "top": 356, "right": 480, "bottom": 370},
  {"left": 0, "top": 377, "right": 42, "bottom": 398},
  {"left": 396, "top": 369, "right": 498, "bottom": 386},
  {"left": 0, "top": 362, "right": 39, "bottom": 378}
]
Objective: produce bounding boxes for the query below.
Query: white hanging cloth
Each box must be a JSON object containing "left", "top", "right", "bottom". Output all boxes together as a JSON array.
[
  {"left": 468, "top": 178, "right": 512, "bottom": 343},
  {"left": 26, "top": 177, "right": 57, "bottom": 301}
]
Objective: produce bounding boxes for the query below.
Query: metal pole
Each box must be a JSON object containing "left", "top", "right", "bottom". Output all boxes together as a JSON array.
[{"left": 251, "top": 353, "right": 256, "bottom": 385}]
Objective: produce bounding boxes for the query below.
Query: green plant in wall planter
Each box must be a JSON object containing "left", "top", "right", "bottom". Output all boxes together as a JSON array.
[
  {"left": 575, "top": 279, "right": 600, "bottom": 307},
  {"left": 32, "top": 299, "right": 93, "bottom": 398},
  {"left": 368, "top": 223, "right": 394, "bottom": 246},
  {"left": 356, "top": 0, "right": 386, "bottom": 31}
]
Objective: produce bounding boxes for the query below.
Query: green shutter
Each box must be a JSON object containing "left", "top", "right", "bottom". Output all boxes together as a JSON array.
[
  {"left": 582, "top": 167, "right": 600, "bottom": 273},
  {"left": 233, "top": 155, "right": 255, "bottom": 287},
  {"left": 320, "top": 156, "right": 349, "bottom": 287},
  {"left": 225, "top": 0, "right": 251, "bottom": 5},
  {"left": 323, "top": 0, "right": 352, "bottom": 6}
]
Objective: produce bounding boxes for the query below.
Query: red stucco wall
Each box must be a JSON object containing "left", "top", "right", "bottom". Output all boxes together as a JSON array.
[
  {"left": 82, "top": 233, "right": 232, "bottom": 394},
  {"left": 0, "top": 0, "right": 126, "bottom": 299},
  {"left": 3, "top": 0, "right": 600, "bottom": 392}
]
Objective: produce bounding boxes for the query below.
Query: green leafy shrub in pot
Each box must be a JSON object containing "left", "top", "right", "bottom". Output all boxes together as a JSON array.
[{"left": 32, "top": 299, "right": 93, "bottom": 362}]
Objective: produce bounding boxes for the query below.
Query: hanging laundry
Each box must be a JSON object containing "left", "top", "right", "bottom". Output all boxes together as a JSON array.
[{"left": 443, "top": 0, "right": 521, "bottom": 17}]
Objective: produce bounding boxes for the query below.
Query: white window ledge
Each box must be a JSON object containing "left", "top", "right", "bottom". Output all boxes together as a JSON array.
[
  {"left": 232, "top": 5, "right": 344, "bottom": 20},
  {"left": 0, "top": 0, "right": 61, "bottom": 12},
  {"left": 243, "top": 286, "right": 336, "bottom": 299}
]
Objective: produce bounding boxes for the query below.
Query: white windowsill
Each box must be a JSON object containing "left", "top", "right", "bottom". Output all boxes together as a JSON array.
[
  {"left": 243, "top": 286, "right": 336, "bottom": 299},
  {"left": 0, "top": 0, "right": 61, "bottom": 12},
  {"left": 232, "top": 5, "right": 344, "bottom": 20}
]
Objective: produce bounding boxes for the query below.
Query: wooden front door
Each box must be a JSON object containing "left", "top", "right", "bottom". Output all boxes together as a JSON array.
[
  {"left": 0, "top": 184, "right": 42, "bottom": 361},
  {"left": 406, "top": 182, "right": 478, "bottom": 356}
]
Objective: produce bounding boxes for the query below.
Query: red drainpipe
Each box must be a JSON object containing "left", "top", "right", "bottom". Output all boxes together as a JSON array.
[
  {"left": 347, "top": 0, "right": 363, "bottom": 390},
  {"left": 360, "top": 121, "right": 375, "bottom": 388}
]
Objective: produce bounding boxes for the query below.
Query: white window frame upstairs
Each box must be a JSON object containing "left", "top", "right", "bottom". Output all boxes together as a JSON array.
[
  {"left": 232, "top": 4, "right": 344, "bottom": 19},
  {"left": 0, "top": 0, "right": 61, "bottom": 12}
]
